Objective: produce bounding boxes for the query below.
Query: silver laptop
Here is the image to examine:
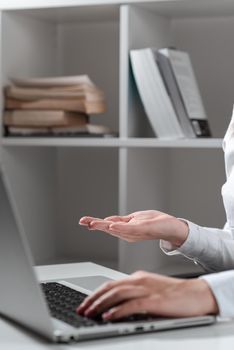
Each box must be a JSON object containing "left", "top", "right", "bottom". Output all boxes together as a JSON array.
[{"left": 0, "top": 168, "right": 216, "bottom": 342}]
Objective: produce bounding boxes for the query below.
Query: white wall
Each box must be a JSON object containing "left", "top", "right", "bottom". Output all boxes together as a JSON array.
[{"left": 55, "top": 20, "right": 119, "bottom": 266}]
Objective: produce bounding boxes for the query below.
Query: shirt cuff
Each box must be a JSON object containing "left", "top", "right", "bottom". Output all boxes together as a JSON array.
[
  {"left": 160, "top": 219, "right": 199, "bottom": 258},
  {"left": 159, "top": 239, "right": 179, "bottom": 255},
  {"left": 200, "top": 270, "right": 234, "bottom": 318}
]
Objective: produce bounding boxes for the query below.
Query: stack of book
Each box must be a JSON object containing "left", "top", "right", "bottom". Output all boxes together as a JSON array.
[
  {"left": 4, "top": 75, "right": 113, "bottom": 137},
  {"left": 130, "top": 47, "right": 212, "bottom": 139}
]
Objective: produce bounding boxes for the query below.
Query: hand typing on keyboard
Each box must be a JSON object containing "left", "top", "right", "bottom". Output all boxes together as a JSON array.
[{"left": 76, "top": 271, "right": 218, "bottom": 321}]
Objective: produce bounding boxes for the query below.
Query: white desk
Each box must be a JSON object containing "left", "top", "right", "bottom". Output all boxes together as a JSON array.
[{"left": 1, "top": 262, "right": 234, "bottom": 350}]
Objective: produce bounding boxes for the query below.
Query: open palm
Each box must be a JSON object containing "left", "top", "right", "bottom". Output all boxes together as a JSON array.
[{"left": 79, "top": 210, "right": 187, "bottom": 245}]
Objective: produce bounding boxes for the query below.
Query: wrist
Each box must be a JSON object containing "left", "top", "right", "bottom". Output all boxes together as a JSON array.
[
  {"left": 169, "top": 218, "right": 189, "bottom": 248},
  {"left": 191, "top": 279, "right": 219, "bottom": 315}
]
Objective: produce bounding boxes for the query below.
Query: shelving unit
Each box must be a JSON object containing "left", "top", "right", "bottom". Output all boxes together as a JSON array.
[{"left": 0, "top": 0, "right": 233, "bottom": 275}]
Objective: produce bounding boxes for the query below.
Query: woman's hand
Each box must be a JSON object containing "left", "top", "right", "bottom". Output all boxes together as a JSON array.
[
  {"left": 79, "top": 210, "right": 189, "bottom": 247},
  {"left": 77, "top": 271, "right": 218, "bottom": 321}
]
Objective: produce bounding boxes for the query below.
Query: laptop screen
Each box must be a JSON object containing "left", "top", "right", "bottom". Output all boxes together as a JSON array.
[{"left": 0, "top": 170, "right": 54, "bottom": 339}]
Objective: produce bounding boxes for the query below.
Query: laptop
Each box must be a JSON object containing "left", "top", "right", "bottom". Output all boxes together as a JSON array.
[{"left": 0, "top": 168, "right": 216, "bottom": 342}]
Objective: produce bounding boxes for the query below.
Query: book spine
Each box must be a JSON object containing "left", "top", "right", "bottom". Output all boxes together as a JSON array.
[
  {"left": 4, "top": 111, "right": 88, "bottom": 127},
  {"left": 5, "top": 98, "right": 106, "bottom": 114},
  {"left": 5, "top": 86, "right": 104, "bottom": 101}
]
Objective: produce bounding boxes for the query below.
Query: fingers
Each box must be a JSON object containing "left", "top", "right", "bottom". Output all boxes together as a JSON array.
[
  {"left": 104, "top": 215, "right": 133, "bottom": 223},
  {"left": 79, "top": 214, "right": 132, "bottom": 227},
  {"left": 83, "top": 285, "right": 146, "bottom": 318},
  {"left": 79, "top": 216, "right": 99, "bottom": 226},
  {"left": 88, "top": 220, "right": 113, "bottom": 231},
  {"left": 77, "top": 280, "right": 124, "bottom": 314},
  {"left": 79, "top": 217, "right": 139, "bottom": 241},
  {"left": 79, "top": 217, "right": 112, "bottom": 232},
  {"left": 80, "top": 214, "right": 150, "bottom": 242},
  {"left": 87, "top": 220, "right": 140, "bottom": 241},
  {"left": 102, "top": 298, "right": 154, "bottom": 321},
  {"left": 85, "top": 220, "right": 127, "bottom": 239},
  {"left": 79, "top": 216, "right": 130, "bottom": 231},
  {"left": 108, "top": 222, "right": 142, "bottom": 235},
  {"left": 77, "top": 277, "right": 140, "bottom": 315}
]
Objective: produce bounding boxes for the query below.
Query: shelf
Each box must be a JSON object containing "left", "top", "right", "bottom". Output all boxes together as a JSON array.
[
  {"left": 2, "top": 0, "right": 234, "bottom": 17},
  {"left": 5, "top": 4, "right": 119, "bottom": 23},
  {"left": 1, "top": 137, "right": 223, "bottom": 148}
]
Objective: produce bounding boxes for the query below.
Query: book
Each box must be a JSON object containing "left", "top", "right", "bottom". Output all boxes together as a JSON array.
[
  {"left": 5, "top": 98, "right": 106, "bottom": 114},
  {"left": 6, "top": 124, "right": 116, "bottom": 137},
  {"left": 5, "top": 85, "right": 104, "bottom": 101},
  {"left": 10, "top": 75, "right": 96, "bottom": 88},
  {"left": 130, "top": 48, "right": 184, "bottom": 139},
  {"left": 158, "top": 48, "right": 211, "bottom": 137},
  {"left": 157, "top": 49, "right": 196, "bottom": 138},
  {"left": 3, "top": 110, "right": 88, "bottom": 128}
]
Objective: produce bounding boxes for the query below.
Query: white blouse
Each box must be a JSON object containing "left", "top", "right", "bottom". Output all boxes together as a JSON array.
[{"left": 161, "top": 107, "right": 234, "bottom": 318}]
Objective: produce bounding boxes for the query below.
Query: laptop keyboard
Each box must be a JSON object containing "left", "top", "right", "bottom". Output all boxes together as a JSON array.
[
  {"left": 41, "top": 282, "right": 104, "bottom": 328},
  {"left": 41, "top": 282, "right": 157, "bottom": 328}
]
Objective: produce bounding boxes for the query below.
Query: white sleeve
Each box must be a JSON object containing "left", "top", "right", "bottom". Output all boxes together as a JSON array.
[
  {"left": 200, "top": 270, "right": 234, "bottom": 318},
  {"left": 160, "top": 221, "right": 234, "bottom": 272},
  {"left": 160, "top": 108, "right": 234, "bottom": 272}
]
